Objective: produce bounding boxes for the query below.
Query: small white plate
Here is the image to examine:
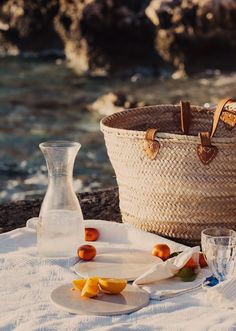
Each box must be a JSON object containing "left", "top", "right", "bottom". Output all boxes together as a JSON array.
[
  {"left": 51, "top": 284, "right": 149, "bottom": 315},
  {"left": 73, "top": 248, "right": 160, "bottom": 281}
]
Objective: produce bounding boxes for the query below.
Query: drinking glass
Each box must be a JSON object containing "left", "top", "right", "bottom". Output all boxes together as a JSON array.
[{"left": 201, "top": 228, "right": 236, "bottom": 282}]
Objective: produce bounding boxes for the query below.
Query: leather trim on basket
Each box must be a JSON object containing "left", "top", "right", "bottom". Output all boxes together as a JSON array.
[
  {"left": 197, "top": 132, "right": 218, "bottom": 165},
  {"left": 197, "top": 144, "right": 218, "bottom": 165},
  {"left": 144, "top": 128, "right": 160, "bottom": 160}
]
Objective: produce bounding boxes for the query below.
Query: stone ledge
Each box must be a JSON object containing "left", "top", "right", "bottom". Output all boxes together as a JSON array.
[{"left": 0, "top": 187, "right": 121, "bottom": 233}]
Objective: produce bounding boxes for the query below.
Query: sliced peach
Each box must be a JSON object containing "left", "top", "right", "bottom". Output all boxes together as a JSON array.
[
  {"left": 98, "top": 278, "right": 127, "bottom": 294},
  {"left": 81, "top": 277, "right": 99, "bottom": 298},
  {"left": 72, "top": 279, "right": 86, "bottom": 291}
]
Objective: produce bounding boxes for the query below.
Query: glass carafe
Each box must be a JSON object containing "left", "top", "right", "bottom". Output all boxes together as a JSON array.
[{"left": 37, "top": 141, "right": 84, "bottom": 257}]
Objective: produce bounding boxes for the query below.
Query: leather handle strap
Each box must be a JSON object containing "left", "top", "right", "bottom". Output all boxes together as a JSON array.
[
  {"left": 180, "top": 100, "right": 191, "bottom": 134},
  {"left": 210, "top": 97, "right": 233, "bottom": 138},
  {"left": 200, "top": 132, "right": 211, "bottom": 147},
  {"left": 200, "top": 97, "right": 233, "bottom": 147}
]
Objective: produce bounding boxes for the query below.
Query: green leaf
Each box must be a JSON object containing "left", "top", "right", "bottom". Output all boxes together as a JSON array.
[
  {"left": 175, "top": 267, "right": 197, "bottom": 282},
  {"left": 169, "top": 251, "right": 183, "bottom": 258}
]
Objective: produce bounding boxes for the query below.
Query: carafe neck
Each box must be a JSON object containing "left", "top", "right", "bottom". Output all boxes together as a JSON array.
[
  {"left": 39, "top": 141, "right": 82, "bottom": 216},
  {"left": 40, "top": 141, "right": 80, "bottom": 179}
]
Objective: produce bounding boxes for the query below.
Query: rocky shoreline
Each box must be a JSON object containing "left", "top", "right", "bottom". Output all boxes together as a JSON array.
[
  {"left": 0, "top": 0, "right": 236, "bottom": 74},
  {"left": 0, "top": 187, "right": 121, "bottom": 233}
]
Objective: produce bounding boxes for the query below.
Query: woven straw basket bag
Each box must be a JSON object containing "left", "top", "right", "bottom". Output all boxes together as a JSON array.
[{"left": 101, "top": 98, "right": 236, "bottom": 246}]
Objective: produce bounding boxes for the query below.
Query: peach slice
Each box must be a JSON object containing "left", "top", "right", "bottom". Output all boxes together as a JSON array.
[
  {"left": 72, "top": 279, "right": 86, "bottom": 291},
  {"left": 81, "top": 277, "right": 100, "bottom": 298},
  {"left": 98, "top": 278, "right": 127, "bottom": 294}
]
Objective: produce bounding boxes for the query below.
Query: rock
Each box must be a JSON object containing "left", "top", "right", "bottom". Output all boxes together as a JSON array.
[
  {"left": 87, "top": 92, "right": 146, "bottom": 116},
  {"left": 0, "top": 0, "right": 63, "bottom": 55},
  {"left": 54, "top": 0, "right": 90, "bottom": 73},
  {"left": 0, "top": 0, "right": 236, "bottom": 73},
  {"left": 0, "top": 187, "right": 121, "bottom": 233},
  {"left": 146, "top": 0, "right": 236, "bottom": 72},
  {"left": 55, "top": 0, "right": 159, "bottom": 74}
]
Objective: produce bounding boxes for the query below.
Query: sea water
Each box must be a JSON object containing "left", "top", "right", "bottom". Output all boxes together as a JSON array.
[{"left": 37, "top": 209, "right": 84, "bottom": 257}]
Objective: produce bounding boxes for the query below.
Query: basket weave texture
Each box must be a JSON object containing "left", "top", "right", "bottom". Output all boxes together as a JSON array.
[{"left": 101, "top": 104, "right": 236, "bottom": 246}]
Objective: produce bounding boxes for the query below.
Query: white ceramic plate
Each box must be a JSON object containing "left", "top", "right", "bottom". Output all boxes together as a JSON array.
[
  {"left": 51, "top": 283, "right": 149, "bottom": 315},
  {"left": 73, "top": 248, "right": 159, "bottom": 281}
]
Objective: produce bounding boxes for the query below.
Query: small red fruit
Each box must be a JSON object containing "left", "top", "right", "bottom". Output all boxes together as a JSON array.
[
  {"left": 77, "top": 245, "right": 96, "bottom": 261},
  {"left": 199, "top": 252, "right": 208, "bottom": 268},
  {"left": 183, "top": 257, "right": 196, "bottom": 269},
  {"left": 152, "top": 244, "right": 171, "bottom": 261},
  {"left": 85, "top": 228, "right": 100, "bottom": 241}
]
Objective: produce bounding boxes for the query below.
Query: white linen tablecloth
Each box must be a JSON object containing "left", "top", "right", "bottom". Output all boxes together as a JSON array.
[{"left": 1, "top": 220, "right": 236, "bottom": 331}]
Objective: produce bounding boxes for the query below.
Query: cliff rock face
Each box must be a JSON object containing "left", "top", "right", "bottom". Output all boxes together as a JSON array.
[
  {"left": 0, "top": 0, "right": 63, "bottom": 54},
  {"left": 147, "top": 0, "right": 236, "bottom": 72},
  {"left": 54, "top": 1, "right": 89, "bottom": 72},
  {"left": 54, "top": 0, "right": 158, "bottom": 74},
  {"left": 0, "top": 0, "right": 236, "bottom": 73}
]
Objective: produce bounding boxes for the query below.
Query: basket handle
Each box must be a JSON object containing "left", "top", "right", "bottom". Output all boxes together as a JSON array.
[
  {"left": 197, "top": 97, "right": 233, "bottom": 165},
  {"left": 180, "top": 100, "right": 191, "bottom": 134},
  {"left": 210, "top": 98, "right": 234, "bottom": 138}
]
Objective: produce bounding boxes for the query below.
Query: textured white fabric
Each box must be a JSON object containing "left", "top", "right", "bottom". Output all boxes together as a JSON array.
[
  {"left": 201, "top": 277, "right": 236, "bottom": 309},
  {"left": 1, "top": 219, "right": 236, "bottom": 331}
]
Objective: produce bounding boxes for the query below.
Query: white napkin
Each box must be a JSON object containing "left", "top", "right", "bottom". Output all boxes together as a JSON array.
[
  {"left": 134, "top": 247, "right": 211, "bottom": 300},
  {"left": 201, "top": 278, "right": 236, "bottom": 309}
]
